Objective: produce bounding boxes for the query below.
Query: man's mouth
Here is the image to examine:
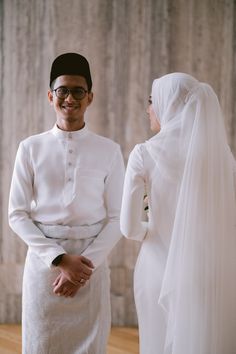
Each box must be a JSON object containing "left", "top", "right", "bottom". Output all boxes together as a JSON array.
[{"left": 62, "top": 105, "right": 79, "bottom": 112}]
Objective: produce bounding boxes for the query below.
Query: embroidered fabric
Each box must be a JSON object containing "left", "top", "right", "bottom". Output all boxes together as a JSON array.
[{"left": 35, "top": 221, "right": 103, "bottom": 240}]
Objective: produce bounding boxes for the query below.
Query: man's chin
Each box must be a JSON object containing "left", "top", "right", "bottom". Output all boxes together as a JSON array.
[
  {"left": 59, "top": 115, "right": 85, "bottom": 126},
  {"left": 61, "top": 115, "right": 79, "bottom": 122}
]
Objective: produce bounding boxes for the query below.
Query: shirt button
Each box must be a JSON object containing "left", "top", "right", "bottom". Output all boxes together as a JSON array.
[
  {"left": 68, "top": 133, "right": 72, "bottom": 139},
  {"left": 69, "top": 149, "right": 73, "bottom": 153},
  {"left": 68, "top": 162, "right": 72, "bottom": 166},
  {"left": 68, "top": 178, "right": 72, "bottom": 182}
]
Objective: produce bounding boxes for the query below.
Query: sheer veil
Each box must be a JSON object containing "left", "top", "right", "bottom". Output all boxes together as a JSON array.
[{"left": 145, "top": 73, "right": 236, "bottom": 353}]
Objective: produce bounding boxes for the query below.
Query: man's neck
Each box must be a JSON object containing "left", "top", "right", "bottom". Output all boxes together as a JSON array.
[{"left": 56, "top": 120, "right": 85, "bottom": 132}]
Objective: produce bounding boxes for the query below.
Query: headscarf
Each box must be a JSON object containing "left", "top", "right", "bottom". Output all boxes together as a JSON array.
[{"left": 146, "top": 73, "right": 236, "bottom": 354}]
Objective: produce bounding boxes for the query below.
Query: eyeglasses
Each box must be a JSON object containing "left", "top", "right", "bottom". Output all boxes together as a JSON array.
[{"left": 52, "top": 86, "right": 88, "bottom": 100}]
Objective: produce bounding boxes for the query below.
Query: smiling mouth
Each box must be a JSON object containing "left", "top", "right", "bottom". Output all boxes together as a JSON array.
[{"left": 62, "top": 105, "right": 79, "bottom": 111}]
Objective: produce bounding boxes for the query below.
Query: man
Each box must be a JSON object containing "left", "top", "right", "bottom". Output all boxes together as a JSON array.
[{"left": 9, "top": 53, "right": 125, "bottom": 354}]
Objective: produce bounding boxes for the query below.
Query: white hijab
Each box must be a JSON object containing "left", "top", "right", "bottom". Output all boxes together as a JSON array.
[{"left": 146, "top": 73, "right": 236, "bottom": 354}]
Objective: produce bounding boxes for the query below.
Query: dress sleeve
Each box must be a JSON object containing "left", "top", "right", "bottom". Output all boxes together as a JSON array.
[
  {"left": 8, "top": 142, "right": 66, "bottom": 267},
  {"left": 81, "top": 146, "right": 125, "bottom": 268},
  {"left": 120, "top": 144, "right": 148, "bottom": 241}
]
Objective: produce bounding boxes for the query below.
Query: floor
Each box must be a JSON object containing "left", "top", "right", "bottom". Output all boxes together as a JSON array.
[{"left": 0, "top": 325, "right": 139, "bottom": 354}]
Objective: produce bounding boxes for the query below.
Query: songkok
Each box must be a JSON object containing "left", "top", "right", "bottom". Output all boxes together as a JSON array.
[{"left": 49, "top": 53, "right": 92, "bottom": 90}]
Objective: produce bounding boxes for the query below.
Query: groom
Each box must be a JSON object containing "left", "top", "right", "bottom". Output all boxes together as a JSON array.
[{"left": 9, "top": 52, "right": 125, "bottom": 353}]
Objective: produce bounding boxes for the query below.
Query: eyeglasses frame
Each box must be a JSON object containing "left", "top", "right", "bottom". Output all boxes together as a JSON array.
[{"left": 52, "top": 86, "right": 88, "bottom": 100}]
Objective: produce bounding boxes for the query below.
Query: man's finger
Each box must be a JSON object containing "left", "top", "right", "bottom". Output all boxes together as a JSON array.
[
  {"left": 53, "top": 274, "right": 61, "bottom": 286},
  {"left": 81, "top": 265, "right": 93, "bottom": 276},
  {"left": 53, "top": 279, "right": 67, "bottom": 293},
  {"left": 81, "top": 256, "right": 94, "bottom": 268},
  {"left": 80, "top": 272, "right": 90, "bottom": 280}
]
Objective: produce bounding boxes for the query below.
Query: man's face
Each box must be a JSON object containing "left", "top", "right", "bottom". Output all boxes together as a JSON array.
[{"left": 48, "top": 75, "right": 93, "bottom": 128}]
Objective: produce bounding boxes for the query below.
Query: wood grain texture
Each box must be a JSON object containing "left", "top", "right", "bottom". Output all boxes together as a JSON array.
[
  {"left": 0, "top": 325, "right": 139, "bottom": 354},
  {"left": 0, "top": 325, "right": 21, "bottom": 354}
]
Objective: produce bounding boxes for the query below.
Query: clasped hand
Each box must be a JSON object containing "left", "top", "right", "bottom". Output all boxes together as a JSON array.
[{"left": 53, "top": 254, "right": 94, "bottom": 297}]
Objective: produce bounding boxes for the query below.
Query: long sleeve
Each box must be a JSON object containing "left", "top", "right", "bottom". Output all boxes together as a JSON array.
[
  {"left": 120, "top": 144, "right": 148, "bottom": 241},
  {"left": 8, "top": 142, "right": 66, "bottom": 267},
  {"left": 81, "top": 147, "right": 125, "bottom": 268}
]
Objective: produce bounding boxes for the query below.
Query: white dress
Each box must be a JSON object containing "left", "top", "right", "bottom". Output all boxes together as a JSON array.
[
  {"left": 120, "top": 143, "right": 171, "bottom": 354},
  {"left": 121, "top": 142, "right": 236, "bottom": 354},
  {"left": 9, "top": 124, "right": 125, "bottom": 354},
  {"left": 121, "top": 74, "right": 236, "bottom": 354}
]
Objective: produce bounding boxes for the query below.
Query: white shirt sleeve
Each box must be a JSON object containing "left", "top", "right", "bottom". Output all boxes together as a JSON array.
[
  {"left": 120, "top": 144, "right": 148, "bottom": 241},
  {"left": 8, "top": 142, "right": 66, "bottom": 267},
  {"left": 81, "top": 147, "right": 125, "bottom": 268}
]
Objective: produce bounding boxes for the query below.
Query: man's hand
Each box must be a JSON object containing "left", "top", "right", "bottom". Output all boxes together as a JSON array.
[
  {"left": 53, "top": 272, "right": 83, "bottom": 298},
  {"left": 58, "top": 254, "right": 94, "bottom": 285}
]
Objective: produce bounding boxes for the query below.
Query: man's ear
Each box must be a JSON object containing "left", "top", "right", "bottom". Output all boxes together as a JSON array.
[
  {"left": 48, "top": 90, "right": 54, "bottom": 105},
  {"left": 87, "top": 92, "right": 93, "bottom": 106}
]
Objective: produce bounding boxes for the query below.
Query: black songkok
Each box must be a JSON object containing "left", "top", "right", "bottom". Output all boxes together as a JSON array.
[{"left": 49, "top": 53, "right": 92, "bottom": 90}]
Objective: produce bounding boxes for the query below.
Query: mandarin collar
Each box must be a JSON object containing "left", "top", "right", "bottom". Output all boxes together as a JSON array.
[{"left": 51, "top": 124, "right": 89, "bottom": 141}]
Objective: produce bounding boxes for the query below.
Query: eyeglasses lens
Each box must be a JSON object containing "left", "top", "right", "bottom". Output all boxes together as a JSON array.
[{"left": 55, "top": 87, "right": 87, "bottom": 100}]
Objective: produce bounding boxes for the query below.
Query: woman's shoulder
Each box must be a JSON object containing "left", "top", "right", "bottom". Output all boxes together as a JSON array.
[
  {"left": 127, "top": 143, "right": 151, "bottom": 174},
  {"left": 129, "top": 141, "right": 157, "bottom": 175},
  {"left": 130, "top": 142, "right": 148, "bottom": 158},
  {"left": 130, "top": 142, "right": 153, "bottom": 164}
]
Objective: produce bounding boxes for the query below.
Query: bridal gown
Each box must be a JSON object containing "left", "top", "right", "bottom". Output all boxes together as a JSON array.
[{"left": 121, "top": 143, "right": 236, "bottom": 354}]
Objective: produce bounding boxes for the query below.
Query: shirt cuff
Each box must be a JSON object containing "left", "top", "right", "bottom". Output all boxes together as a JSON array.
[{"left": 52, "top": 253, "right": 66, "bottom": 266}]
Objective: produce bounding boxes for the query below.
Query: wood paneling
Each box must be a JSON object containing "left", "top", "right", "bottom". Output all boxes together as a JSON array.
[{"left": 0, "top": 325, "right": 139, "bottom": 354}]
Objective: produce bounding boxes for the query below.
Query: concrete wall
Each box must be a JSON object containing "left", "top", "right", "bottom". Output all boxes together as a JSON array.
[{"left": 0, "top": 0, "right": 235, "bottom": 324}]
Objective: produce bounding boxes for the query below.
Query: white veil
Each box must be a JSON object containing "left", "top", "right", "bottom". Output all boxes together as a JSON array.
[{"left": 145, "top": 73, "right": 236, "bottom": 354}]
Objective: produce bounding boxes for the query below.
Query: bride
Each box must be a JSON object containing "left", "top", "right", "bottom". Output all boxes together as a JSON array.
[{"left": 120, "top": 73, "right": 236, "bottom": 354}]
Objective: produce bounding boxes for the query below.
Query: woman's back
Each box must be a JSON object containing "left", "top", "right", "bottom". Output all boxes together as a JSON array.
[{"left": 121, "top": 73, "right": 236, "bottom": 354}]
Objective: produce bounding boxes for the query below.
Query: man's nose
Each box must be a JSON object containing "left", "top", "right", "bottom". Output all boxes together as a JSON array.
[{"left": 65, "top": 91, "right": 75, "bottom": 102}]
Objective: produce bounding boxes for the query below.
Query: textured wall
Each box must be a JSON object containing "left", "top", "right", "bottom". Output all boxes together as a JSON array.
[{"left": 0, "top": 0, "right": 235, "bottom": 325}]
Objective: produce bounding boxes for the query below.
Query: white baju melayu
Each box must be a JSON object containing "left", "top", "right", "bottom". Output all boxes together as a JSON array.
[
  {"left": 9, "top": 124, "right": 125, "bottom": 354},
  {"left": 121, "top": 73, "right": 236, "bottom": 354}
]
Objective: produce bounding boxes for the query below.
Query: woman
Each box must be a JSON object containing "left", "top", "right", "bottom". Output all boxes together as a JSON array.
[{"left": 120, "top": 73, "right": 236, "bottom": 354}]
